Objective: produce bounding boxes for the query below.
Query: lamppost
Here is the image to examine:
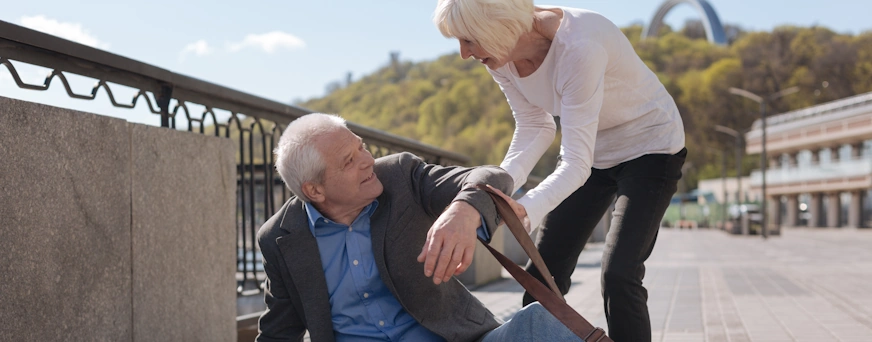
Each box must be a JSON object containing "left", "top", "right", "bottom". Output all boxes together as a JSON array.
[{"left": 728, "top": 86, "right": 800, "bottom": 239}]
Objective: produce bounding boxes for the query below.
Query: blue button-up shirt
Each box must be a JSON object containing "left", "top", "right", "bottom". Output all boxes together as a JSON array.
[{"left": 305, "top": 201, "right": 489, "bottom": 341}]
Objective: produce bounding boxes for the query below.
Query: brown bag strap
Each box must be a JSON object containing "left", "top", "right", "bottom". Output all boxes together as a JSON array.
[{"left": 476, "top": 184, "right": 612, "bottom": 342}]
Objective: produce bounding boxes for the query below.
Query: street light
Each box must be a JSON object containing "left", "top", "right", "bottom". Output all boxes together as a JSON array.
[{"left": 729, "top": 86, "right": 800, "bottom": 239}]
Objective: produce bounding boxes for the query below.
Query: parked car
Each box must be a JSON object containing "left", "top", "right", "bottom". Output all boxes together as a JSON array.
[{"left": 727, "top": 204, "right": 762, "bottom": 234}]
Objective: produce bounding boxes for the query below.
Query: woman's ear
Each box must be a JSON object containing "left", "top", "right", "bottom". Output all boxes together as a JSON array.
[{"left": 302, "top": 181, "right": 325, "bottom": 203}]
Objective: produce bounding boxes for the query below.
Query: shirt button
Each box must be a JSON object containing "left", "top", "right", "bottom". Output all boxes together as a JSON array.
[
  {"left": 379, "top": 320, "right": 385, "bottom": 326},
  {"left": 353, "top": 260, "right": 359, "bottom": 266},
  {"left": 348, "top": 227, "right": 352, "bottom": 232},
  {"left": 363, "top": 293, "right": 369, "bottom": 298}
]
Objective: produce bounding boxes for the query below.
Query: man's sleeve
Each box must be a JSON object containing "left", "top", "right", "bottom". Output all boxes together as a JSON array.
[
  {"left": 256, "top": 237, "right": 306, "bottom": 342},
  {"left": 400, "top": 153, "right": 513, "bottom": 238}
]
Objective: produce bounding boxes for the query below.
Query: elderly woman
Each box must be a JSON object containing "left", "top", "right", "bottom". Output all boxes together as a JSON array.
[{"left": 433, "top": 1, "right": 686, "bottom": 341}]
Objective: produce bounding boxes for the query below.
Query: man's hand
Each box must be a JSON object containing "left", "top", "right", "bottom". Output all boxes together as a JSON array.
[
  {"left": 486, "top": 185, "right": 531, "bottom": 233},
  {"left": 416, "top": 201, "right": 481, "bottom": 285}
]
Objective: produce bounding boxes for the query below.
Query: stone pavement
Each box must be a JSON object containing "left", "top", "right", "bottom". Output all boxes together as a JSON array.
[{"left": 471, "top": 228, "right": 872, "bottom": 342}]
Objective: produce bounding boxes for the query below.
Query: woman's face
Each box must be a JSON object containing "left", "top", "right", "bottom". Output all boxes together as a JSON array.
[{"left": 458, "top": 39, "right": 507, "bottom": 70}]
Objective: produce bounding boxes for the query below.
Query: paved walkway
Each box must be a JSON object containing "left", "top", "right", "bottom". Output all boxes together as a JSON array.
[{"left": 471, "top": 228, "right": 872, "bottom": 342}]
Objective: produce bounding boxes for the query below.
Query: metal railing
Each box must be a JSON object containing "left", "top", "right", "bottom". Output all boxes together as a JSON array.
[{"left": 0, "top": 20, "right": 469, "bottom": 296}]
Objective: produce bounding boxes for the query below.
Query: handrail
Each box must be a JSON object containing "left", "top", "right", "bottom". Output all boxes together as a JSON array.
[{"left": 0, "top": 20, "right": 468, "bottom": 165}]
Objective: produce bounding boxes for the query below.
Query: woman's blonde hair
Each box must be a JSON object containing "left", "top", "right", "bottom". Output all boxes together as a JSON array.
[{"left": 433, "top": 0, "right": 535, "bottom": 60}]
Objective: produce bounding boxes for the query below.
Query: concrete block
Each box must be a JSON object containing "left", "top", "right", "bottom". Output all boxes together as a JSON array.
[
  {"left": 130, "top": 124, "right": 237, "bottom": 342},
  {"left": 502, "top": 225, "right": 531, "bottom": 266},
  {"left": 0, "top": 96, "right": 132, "bottom": 341},
  {"left": 502, "top": 208, "right": 611, "bottom": 267}
]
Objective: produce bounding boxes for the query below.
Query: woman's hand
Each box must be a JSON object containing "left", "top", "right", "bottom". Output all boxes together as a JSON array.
[{"left": 486, "top": 185, "right": 531, "bottom": 233}]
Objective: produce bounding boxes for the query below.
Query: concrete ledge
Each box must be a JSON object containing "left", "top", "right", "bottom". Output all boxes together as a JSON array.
[
  {"left": 131, "top": 124, "right": 236, "bottom": 342},
  {"left": 0, "top": 96, "right": 237, "bottom": 341},
  {"left": 0, "top": 97, "right": 133, "bottom": 341}
]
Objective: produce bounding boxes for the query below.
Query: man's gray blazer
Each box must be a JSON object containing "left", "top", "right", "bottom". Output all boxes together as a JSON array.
[{"left": 256, "top": 152, "right": 514, "bottom": 342}]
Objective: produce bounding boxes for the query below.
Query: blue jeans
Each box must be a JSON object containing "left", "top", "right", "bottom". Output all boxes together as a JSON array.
[{"left": 481, "top": 303, "right": 582, "bottom": 342}]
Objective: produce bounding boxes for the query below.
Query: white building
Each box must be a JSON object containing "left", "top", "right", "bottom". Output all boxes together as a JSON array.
[{"left": 744, "top": 91, "right": 872, "bottom": 228}]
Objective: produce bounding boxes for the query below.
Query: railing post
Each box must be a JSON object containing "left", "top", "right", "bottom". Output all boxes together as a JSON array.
[{"left": 157, "top": 83, "right": 173, "bottom": 128}]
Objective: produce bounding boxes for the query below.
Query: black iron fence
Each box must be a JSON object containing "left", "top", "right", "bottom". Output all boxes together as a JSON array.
[{"left": 0, "top": 20, "right": 469, "bottom": 296}]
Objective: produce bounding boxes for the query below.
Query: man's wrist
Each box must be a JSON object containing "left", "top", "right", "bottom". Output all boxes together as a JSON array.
[{"left": 449, "top": 200, "right": 482, "bottom": 229}]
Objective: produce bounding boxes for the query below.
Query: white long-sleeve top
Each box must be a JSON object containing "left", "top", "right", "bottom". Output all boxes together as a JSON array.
[{"left": 491, "top": 7, "right": 685, "bottom": 230}]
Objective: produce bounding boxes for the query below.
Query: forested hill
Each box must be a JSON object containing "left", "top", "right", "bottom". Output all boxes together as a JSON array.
[{"left": 301, "top": 24, "right": 872, "bottom": 187}]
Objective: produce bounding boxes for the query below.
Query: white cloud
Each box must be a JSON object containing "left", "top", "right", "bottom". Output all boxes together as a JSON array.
[
  {"left": 228, "top": 31, "right": 306, "bottom": 54},
  {"left": 19, "top": 15, "right": 110, "bottom": 49},
  {"left": 179, "top": 40, "right": 213, "bottom": 62}
]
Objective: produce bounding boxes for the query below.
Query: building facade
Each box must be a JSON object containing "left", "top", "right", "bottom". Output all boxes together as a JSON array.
[{"left": 745, "top": 91, "right": 872, "bottom": 228}]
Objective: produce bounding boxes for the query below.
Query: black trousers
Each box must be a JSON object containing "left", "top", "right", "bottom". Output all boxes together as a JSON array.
[{"left": 522, "top": 148, "right": 686, "bottom": 342}]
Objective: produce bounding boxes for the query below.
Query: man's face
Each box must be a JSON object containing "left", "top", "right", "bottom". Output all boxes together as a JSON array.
[{"left": 314, "top": 128, "right": 383, "bottom": 211}]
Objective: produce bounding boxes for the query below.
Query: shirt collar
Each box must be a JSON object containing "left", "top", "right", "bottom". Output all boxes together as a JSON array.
[{"left": 304, "top": 200, "right": 379, "bottom": 234}]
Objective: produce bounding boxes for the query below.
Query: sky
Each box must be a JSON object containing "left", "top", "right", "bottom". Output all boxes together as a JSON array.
[{"left": 1, "top": 0, "right": 871, "bottom": 127}]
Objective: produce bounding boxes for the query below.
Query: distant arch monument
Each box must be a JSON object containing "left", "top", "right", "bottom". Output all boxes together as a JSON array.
[{"left": 641, "top": 0, "right": 728, "bottom": 45}]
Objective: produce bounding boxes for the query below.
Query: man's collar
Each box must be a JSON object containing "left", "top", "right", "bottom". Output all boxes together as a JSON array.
[
  {"left": 303, "top": 201, "right": 324, "bottom": 229},
  {"left": 303, "top": 200, "right": 379, "bottom": 233}
]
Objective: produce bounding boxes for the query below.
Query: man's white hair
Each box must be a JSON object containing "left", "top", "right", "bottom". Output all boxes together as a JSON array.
[
  {"left": 433, "top": 0, "right": 534, "bottom": 61},
  {"left": 274, "top": 113, "right": 347, "bottom": 202}
]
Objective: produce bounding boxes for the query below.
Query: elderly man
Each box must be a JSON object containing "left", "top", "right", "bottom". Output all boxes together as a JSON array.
[{"left": 256, "top": 113, "right": 581, "bottom": 342}]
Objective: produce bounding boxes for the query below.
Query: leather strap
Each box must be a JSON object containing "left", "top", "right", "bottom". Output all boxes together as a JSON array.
[{"left": 476, "top": 184, "right": 612, "bottom": 342}]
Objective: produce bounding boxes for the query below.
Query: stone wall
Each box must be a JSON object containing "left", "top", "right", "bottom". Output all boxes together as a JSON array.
[
  {"left": 502, "top": 210, "right": 611, "bottom": 267},
  {"left": 0, "top": 96, "right": 236, "bottom": 341}
]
